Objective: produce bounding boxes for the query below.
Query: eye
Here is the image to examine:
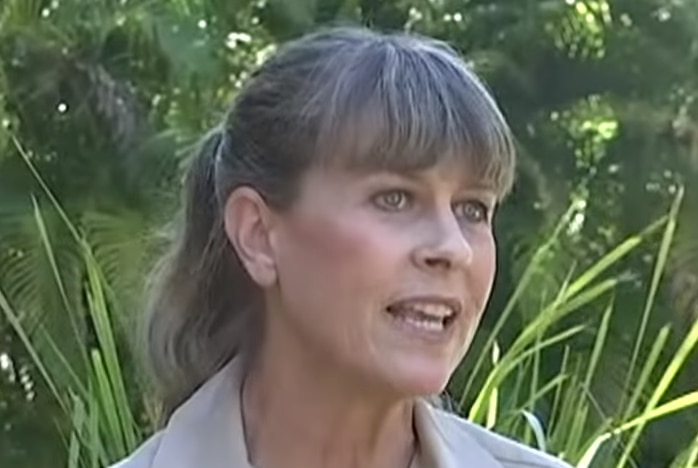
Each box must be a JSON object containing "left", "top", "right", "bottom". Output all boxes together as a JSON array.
[
  {"left": 372, "top": 189, "right": 412, "bottom": 212},
  {"left": 454, "top": 199, "right": 490, "bottom": 224}
]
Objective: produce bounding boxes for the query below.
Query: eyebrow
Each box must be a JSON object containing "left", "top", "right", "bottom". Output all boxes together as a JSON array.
[
  {"left": 393, "top": 167, "right": 498, "bottom": 191},
  {"left": 355, "top": 167, "right": 499, "bottom": 199}
]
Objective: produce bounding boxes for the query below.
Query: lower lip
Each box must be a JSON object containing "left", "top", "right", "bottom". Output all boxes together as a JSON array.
[{"left": 386, "top": 310, "right": 456, "bottom": 343}]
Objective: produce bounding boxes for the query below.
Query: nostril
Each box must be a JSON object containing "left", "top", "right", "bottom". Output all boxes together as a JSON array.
[{"left": 424, "top": 256, "right": 452, "bottom": 269}]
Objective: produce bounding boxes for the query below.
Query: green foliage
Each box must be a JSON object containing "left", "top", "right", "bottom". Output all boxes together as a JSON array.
[
  {"left": 0, "top": 146, "right": 148, "bottom": 467},
  {"left": 449, "top": 187, "right": 698, "bottom": 466}
]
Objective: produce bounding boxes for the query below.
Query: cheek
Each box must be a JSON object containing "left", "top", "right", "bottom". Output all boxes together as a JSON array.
[
  {"left": 273, "top": 210, "right": 399, "bottom": 315},
  {"left": 472, "top": 234, "right": 497, "bottom": 309},
  {"left": 287, "top": 213, "right": 384, "bottom": 269}
]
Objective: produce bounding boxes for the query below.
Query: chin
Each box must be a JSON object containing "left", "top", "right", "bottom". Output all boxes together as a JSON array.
[{"left": 381, "top": 357, "right": 456, "bottom": 398}]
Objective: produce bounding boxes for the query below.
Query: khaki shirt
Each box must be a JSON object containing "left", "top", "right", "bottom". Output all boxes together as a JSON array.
[{"left": 112, "top": 359, "right": 571, "bottom": 468}]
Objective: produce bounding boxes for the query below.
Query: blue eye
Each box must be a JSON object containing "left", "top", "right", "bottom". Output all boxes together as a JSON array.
[
  {"left": 454, "top": 200, "right": 489, "bottom": 223},
  {"left": 373, "top": 190, "right": 412, "bottom": 211}
]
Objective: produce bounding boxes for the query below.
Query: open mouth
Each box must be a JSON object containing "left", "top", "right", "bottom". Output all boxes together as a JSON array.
[{"left": 385, "top": 299, "right": 459, "bottom": 333}]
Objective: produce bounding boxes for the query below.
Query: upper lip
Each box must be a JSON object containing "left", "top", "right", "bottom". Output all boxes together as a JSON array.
[{"left": 386, "top": 295, "right": 463, "bottom": 317}]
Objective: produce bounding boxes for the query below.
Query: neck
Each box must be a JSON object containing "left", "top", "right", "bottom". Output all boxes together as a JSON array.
[{"left": 241, "top": 321, "right": 417, "bottom": 468}]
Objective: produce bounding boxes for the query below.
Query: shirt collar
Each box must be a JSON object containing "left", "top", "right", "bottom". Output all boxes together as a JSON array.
[
  {"left": 150, "top": 359, "right": 252, "bottom": 468},
  {"left": 150, "top": 358, "right": 503, "bottom": 468}
]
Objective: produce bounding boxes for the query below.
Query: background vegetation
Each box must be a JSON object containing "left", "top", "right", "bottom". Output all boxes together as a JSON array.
[{"left": 1, "top": 0, "right": 697, "bottom": 467}]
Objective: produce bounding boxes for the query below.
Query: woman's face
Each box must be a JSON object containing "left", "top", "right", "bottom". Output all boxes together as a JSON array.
[{"left": 266, "top": 160, "right": 498, "bottom": 397}]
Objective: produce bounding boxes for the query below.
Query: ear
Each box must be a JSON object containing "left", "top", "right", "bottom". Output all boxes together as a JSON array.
[{"left": 223, "top": 187, "right": 277, "bottom": 288}]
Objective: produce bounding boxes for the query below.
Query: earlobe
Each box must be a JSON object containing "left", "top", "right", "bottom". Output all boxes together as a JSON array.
[{"left": 222, "top": 187, "right": 278, "bottom": 288}]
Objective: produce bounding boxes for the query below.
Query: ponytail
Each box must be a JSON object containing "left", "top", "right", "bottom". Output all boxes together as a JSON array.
[{"left": 143, "top": 129, "right": 261, "bottom": 418}]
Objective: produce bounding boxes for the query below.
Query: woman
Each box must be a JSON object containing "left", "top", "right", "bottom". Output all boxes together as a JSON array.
[{"left": 114, "top": 27, "right": 571, "bottom": 468}]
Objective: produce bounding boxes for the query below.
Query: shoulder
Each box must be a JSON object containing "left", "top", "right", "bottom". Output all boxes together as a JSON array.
[
  {"left": 428, "top": 405, "right": 572, "bottom": 468},
  {"left": 108, "top": 433, "right": 163, "bottom": 468}
]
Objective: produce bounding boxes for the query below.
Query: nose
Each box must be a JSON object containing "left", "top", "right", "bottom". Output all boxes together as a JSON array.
[{"left": 411, "top": 216, "right": 473, "bottom": 273}]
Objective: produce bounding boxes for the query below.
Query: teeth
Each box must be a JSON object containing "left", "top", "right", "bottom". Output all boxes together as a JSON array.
[
  {"left": 396, "top": 314, "right": 445, "bottom": 332},
  {"left": 387, "top": 301, "right": 456, "bottom": 334},
  {"left": 408, "top": 303, "right": 454, "bottom": 319}
]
